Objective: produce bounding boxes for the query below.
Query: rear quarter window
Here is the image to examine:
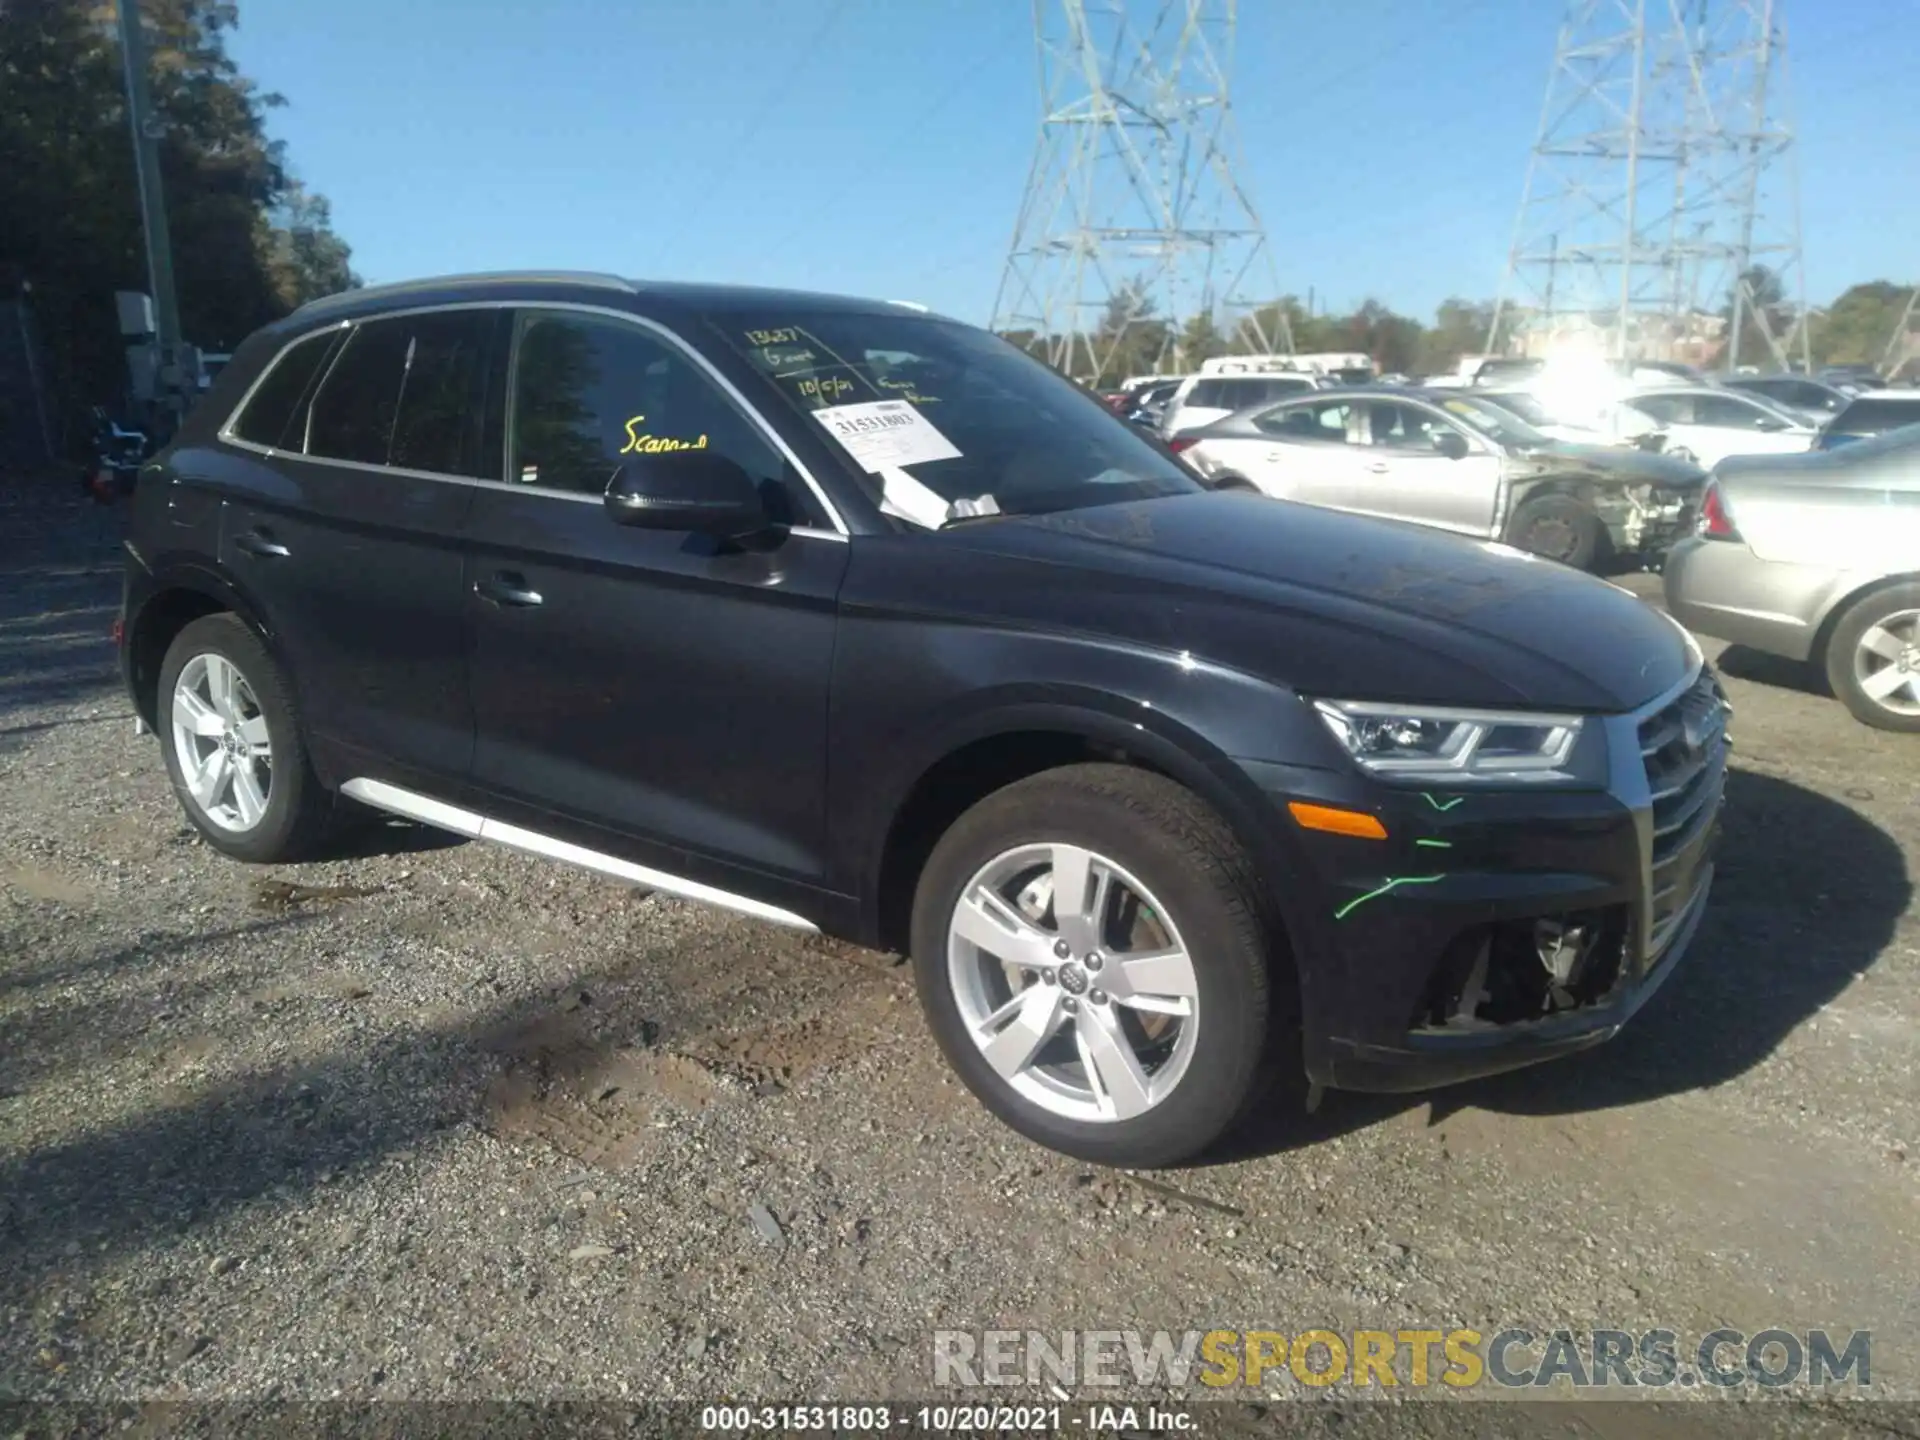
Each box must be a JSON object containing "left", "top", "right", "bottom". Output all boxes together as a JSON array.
[{"left": 227, "top": 329, "right": 342, "bottom": 448}]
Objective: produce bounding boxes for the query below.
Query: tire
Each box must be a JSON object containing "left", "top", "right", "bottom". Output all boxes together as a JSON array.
[
  {"left": 1823, "top": 583, "right": 1920, "bottom": 733},
  {"left": 1208, "top": 474, "right": 1259, "bottom": 494},
  {"left": 909, "top": 763, "right": 1283, "bottom": 1168},
  {"left": 1506, "top": 493, "right": 1605, "bottom": 571},
  {"left": 156, "top": 613, "right": 337, "bottom": 862}
]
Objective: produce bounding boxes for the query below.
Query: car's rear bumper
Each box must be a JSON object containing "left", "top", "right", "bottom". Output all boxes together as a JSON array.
[
  {"left": 1662, "top": 535, "right": 1837, "bottom": 662},
  {"left": 1237, "top": 667, "right": 1728, "bottom": 1095}
]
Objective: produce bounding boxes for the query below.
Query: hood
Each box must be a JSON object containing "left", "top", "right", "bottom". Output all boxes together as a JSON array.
[
  {"left": 943, "top": 493, "right": 1693, "bottom": 713},
  {"left": 1526, "top": 441, "right": 1707, "bottom": 489}
]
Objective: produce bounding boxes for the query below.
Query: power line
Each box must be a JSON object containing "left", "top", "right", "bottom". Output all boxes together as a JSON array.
[{"left": 652, "top": 0, "right": 855, "bottom": 265}]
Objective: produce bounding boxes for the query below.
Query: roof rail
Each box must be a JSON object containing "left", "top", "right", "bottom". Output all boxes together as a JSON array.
[{"left": 293, "top": 270, "right": 636, "bottom": 318}]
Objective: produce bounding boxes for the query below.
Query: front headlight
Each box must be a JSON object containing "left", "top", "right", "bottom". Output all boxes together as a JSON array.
[{"left": 1312, "top": 699, "right": 1585, "bottom": 782}]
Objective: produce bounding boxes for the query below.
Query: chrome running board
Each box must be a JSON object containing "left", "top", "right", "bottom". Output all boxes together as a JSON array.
[{"left": 339, "top": 776, "right": 818, "bottom": 932}]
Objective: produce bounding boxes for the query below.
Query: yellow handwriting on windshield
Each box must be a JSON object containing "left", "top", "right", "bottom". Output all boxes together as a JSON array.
[
  {"left": 620, "top": 416, "right": 709, "bottom": 455},
  {"left": 878, "top": 376, "right": 939, "bottom": 404},
  {"left": 797, "top": 376, "right": 856, "bottom": 404}
]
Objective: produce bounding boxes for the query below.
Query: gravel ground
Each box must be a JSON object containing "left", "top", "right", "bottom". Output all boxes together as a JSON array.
[{"left": 1, "top": 479, "right": 1915, "bottom": 1433}]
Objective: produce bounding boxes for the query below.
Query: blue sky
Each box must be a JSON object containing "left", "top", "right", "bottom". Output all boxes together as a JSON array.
[{"left": 229, "top": 0, "right": 1917, "bottom": 325}]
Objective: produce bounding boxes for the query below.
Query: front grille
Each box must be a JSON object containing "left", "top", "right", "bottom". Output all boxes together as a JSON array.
[{"left": 1638, "top": 671, "right": 1729, "bottom": 951}]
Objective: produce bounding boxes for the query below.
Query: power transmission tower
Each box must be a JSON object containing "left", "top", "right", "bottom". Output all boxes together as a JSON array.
[
  {"left": 990, "top": 0, "right": 1289, "bottom": 383},
  {"left": 1491, "top": 0, "right": 1810, "bottom": 372},
  {"left": 1880, "top": 287, "right": 1919, "bottom": 377}
]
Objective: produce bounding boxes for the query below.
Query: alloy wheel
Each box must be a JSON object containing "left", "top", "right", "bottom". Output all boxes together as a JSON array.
[
  {"left": 169, "top": 653, "right": 274, "bottom": 831},
  {"left": 1853, "top": 608, "right": 1920, "bottom": 717},
  {"left": 1523, "top": 515, "right": 1579, "bottom": 562},
  {"left": 946, "top": 842, "right": 1200, "bottom": 1124}
]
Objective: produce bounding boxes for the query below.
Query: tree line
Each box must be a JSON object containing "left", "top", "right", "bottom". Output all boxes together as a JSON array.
[
  {"left": 1, "top": 0, "right": 358, "bottom": 452},
  {"left": 1007, "top": 275, "right": 1917, "bottom": 390}
]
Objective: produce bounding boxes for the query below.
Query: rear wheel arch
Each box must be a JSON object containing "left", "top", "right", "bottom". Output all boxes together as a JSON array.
[
  {"left": 1810, "top": 571, "right": 1920, "bottom": 673},
  {"left": 129, "top": 574, "right": 284, "bottom": 731}
]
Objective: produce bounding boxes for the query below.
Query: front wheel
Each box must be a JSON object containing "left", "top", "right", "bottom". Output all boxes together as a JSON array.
[
  {"left": 910, "top": 764, "right": 1282, "bottom": 1167},
  {"left": 1506, "top": 494, "right": 1606, "bottom": 571},
  {"left": 1824, "top": 584, "right": 1920, "bottom": 732}
]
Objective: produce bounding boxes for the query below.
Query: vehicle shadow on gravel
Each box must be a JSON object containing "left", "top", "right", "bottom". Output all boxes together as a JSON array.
[
  {"left": 1213, "top": 766, "right": 1910, "bottom": 1160},
  {"left": 1713, "top": 643, "right": 1829, "bottom": 698},
  {"left": 0, "top": 964, "right": 579, "bottom": 1302},
  {"left": 0, "top": 614, "right": 122, "bottom": 721}
]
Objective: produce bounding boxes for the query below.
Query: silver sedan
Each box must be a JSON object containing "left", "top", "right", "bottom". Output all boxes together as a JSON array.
[{"left": 1663, "top": 424, "right": 1920, "bottom": 731}]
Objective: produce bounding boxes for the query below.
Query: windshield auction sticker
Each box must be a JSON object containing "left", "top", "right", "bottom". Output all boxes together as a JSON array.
[{"left": 813, "top": 400, "right": 960, "bottom": 474}]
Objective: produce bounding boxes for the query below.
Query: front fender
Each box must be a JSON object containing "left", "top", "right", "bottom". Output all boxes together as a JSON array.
[{"left": 828, "top": 615, "right": 1340, "bottom": 962}]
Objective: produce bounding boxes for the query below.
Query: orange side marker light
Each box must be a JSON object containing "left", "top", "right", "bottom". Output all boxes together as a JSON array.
[{"left": 1287, "top": 801, "right": 1388, "bottom": 841}]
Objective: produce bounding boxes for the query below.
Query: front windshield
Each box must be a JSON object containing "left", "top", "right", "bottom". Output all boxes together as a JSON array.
[
  {"left": 1436, "top": 393, "right": 1552, "bottom": 449},
  {"left": 1476, "top": 391, "right": 1555, "bottom": 427},
  {"left": 712, "top": 310, "right": 1202, "bottom": 524}
]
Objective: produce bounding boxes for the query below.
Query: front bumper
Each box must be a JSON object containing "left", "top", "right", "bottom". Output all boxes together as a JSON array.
[{"left": 1242, "top": 667, "right": 1728, "bottom": 1093}]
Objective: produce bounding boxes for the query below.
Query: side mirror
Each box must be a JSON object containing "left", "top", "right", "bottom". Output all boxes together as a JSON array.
[
  {"left": 604, "top": 451, "right": 769, "bottom": 537},
  {"left": 1433, "top": 429, "right": 1470, "bottom": 460}
]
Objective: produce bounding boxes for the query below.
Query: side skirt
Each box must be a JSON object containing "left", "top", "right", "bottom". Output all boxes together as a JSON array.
[{"left": 339, "top": 776, "right": 819, "bottom": 933}]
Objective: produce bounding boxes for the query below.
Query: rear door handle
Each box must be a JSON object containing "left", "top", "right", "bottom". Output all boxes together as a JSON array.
[
  {"left": 234, "top": 529, "right": 290, "bottom": 558},
  {"left": 474, "top": 572, "right": 544, "bottom": 608},
  {"left": 1367, "top": 462, "right": 1391, "bottom": 473}
]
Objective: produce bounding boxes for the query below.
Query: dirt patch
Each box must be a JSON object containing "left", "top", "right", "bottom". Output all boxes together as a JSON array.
[
  {"left": 479, "top": 1014, "right": 736, "bottom": 1169},
  {"left": 250, "top": 878, "right": 386, "bottom": 911},
  {"left": 676, "top": 992, "right": 899, "bottom": 1091},
  {"left": 3, "top": 865, "right": 93, "bottom": 906}
]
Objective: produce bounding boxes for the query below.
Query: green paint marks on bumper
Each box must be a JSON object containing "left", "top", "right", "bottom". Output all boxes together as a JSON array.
[{"left": 1333, "top": 873, "right": 1445, "bottom": 921}]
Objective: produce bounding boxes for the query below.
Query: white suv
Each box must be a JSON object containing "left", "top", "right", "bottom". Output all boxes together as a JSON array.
[{"left": 1158, "top": 372, "right": 1323, "bottom": 438}]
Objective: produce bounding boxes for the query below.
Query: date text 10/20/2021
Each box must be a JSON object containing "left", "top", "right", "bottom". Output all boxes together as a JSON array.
[{"left": 700, "top": 1405, "right": 1192, "bottom": 1433}]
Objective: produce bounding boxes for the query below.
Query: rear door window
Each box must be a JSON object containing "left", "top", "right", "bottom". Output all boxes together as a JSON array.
[
  {"left": 387, "top": 311, "right": 497, "bottom": 477},
  {"left": 300, "top": 312, "right": 497, "bottom": 473},
  {"left": 1256, "top": 399, "right": 1353, "bottom": 441},
  {"left": 228, "top": 329, "right": 342, "bottom": 449},
  {"left": 305, "top": 319, "right": 413, "bottom": 466}
]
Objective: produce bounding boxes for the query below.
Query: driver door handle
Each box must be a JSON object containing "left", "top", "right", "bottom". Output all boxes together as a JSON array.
[
  {"left": 1367, "top": 461, "right": 1391, "bottom": 473},
  {"left": 474, "top": 572, "right": 544, "bottom": 608}
]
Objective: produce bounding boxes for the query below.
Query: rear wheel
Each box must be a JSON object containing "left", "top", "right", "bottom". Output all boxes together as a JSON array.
[
  {"left": 158, "top": 614, "right": 336, "bottom": 861},
  {"left": 1506, "top": 494, "right": 1605, "bottom": 571},
  {"left": 910, "top": 764, "right": 1283, "bottom": 1167},
  {"left": 1825, "top": 584, "right": 1920, "bottom": 733}
]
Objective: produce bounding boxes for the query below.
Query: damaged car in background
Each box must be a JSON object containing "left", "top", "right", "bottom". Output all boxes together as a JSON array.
[{"left": 1174, "top": 387, "right": 1705, "bottom": 572}]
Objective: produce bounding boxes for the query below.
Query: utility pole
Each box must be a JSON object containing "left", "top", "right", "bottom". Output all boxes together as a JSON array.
[
  {"left": 990, "top": 0, "right": 1288, "bottom": 384},
  {"left": 1490, "top": 0, "right": 1807, "bottom": 371},
  {"left": 116, "top": 0, "right": 182, "bottom": 395}
]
